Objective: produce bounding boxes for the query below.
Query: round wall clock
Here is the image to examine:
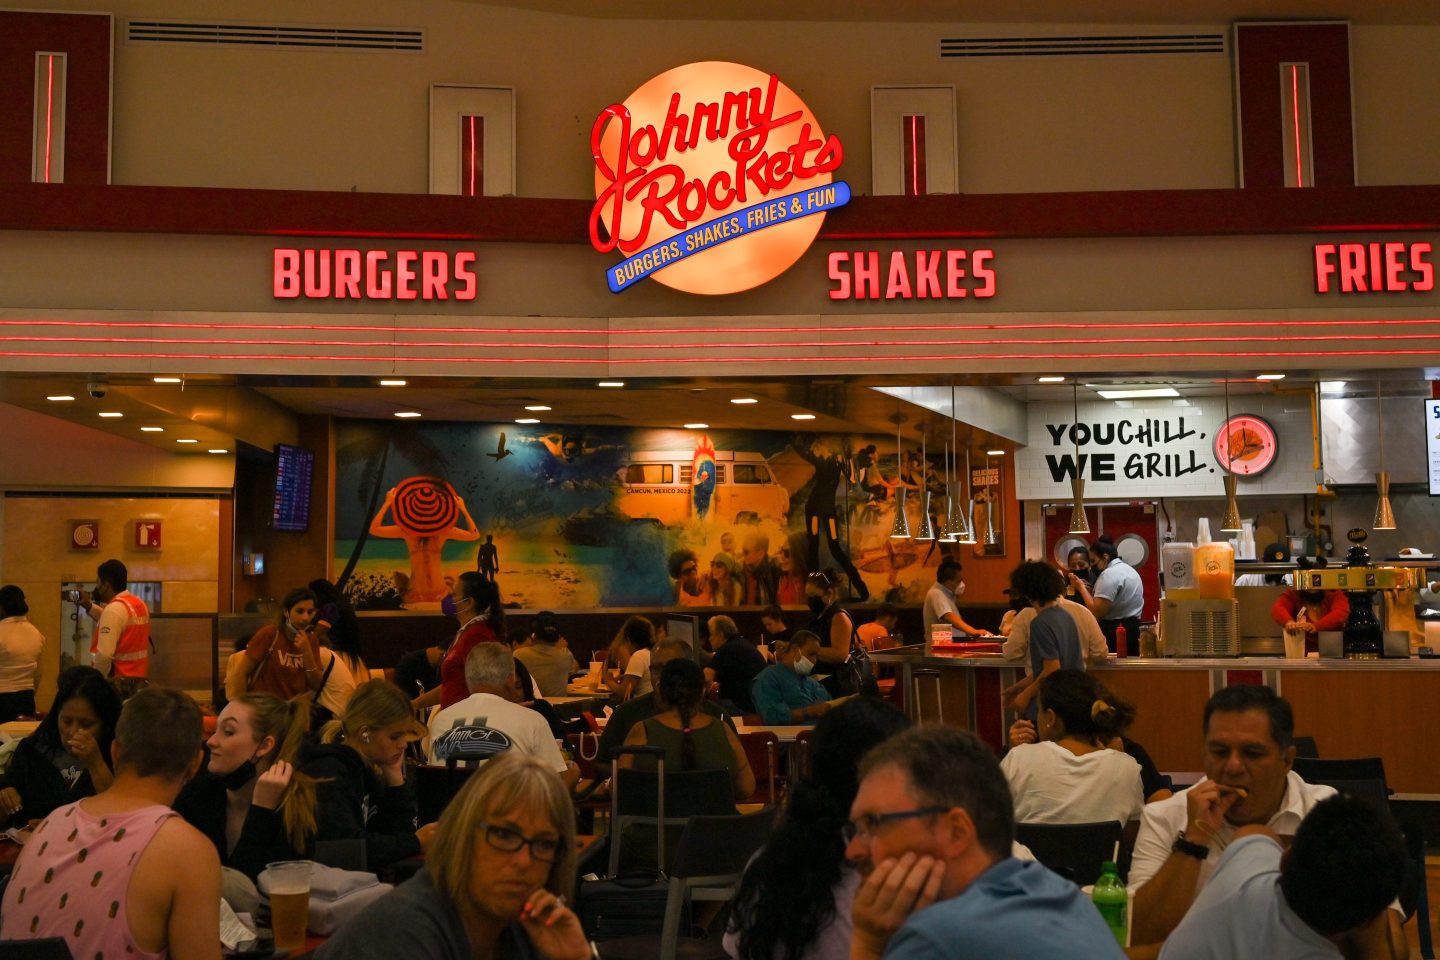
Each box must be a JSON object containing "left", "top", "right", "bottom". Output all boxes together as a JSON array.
[{"left": 1215, "top": 414, "right": 1278, "bottom": 476}]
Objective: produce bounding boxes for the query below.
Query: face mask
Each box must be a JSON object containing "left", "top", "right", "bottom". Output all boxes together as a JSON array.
[
  {"left": 441, "top": 594, "right": 458, "bottom": 618},
  {"left": 807, "top": 596, "right": 826, "bottom": 614},
  {"left": 219, "top": 757, "right": 258, "bottom": 791},
  {"left": 955, "top": 582, "right": 966, "bottom": 597},
  {"left": 794, "top": 656, "right": 815, "bottom": 677},
  {"left": 1300, "top": 591, "right": 1325, "bottom": 604}
]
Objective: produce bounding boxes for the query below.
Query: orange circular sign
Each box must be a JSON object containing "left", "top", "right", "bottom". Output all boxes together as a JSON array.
[{"left": 590, "top": 61, "right": 846, "bottom": 296}]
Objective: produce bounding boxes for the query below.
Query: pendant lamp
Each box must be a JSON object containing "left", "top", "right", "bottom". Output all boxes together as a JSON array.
[
  {"left": 942, "top": 384, "right": 973, "bottom": 542},
  {"left": 1374, "top": 380, "right": 1396, "bottom": 530},
  {"left": 1220, "top": 378, "right": 1243, "bottom": 533},
  {"left": 981, "top": 452, "right": 1000, "bottom": 547},
  {"left": 957, "top": 445, "right": 978, "bottom": 544},
  {"left": 889, "top": 413, "right": 912, "bottom": 539},
  {"left": 938, "top": 441, "right": 958, "bottom": 543},
  {"left": 1067, "top": 382, "right": 1091, "bottom": 534},
  {"left": 915, "top": 425, "right": 935, "bottom": 541}
]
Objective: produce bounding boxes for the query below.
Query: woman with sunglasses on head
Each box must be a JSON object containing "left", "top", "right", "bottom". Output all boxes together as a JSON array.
[
  {"left": 775, "top": 531, "right": 810, "bottom": 606},
  {"left": 315, "top": 751, "right": 592, "bottom": 960}
]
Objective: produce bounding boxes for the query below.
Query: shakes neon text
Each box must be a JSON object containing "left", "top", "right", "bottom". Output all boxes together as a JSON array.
[
  {"left": 828, "top": 250, "right": 997, "bottom": 300},
  {"left": 273, "top": 248, "right": 478, "bottom": 301}
]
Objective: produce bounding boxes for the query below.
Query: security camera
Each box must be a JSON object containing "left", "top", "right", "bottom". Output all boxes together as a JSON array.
[{"left": 86, "top": 378, "right": 107, "bottom": 399}]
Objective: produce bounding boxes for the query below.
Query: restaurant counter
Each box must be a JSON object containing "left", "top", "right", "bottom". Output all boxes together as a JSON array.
[{"left": 869, "top": 646, "right": 1440, "bottom": 793}]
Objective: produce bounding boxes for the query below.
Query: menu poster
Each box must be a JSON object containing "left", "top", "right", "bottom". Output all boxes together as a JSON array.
[
  {"left": 273, "top": 443, "right": 315, "bottom": 532},
  {"left": 1428, "top": 400, "right": 1440, "bottom": 496}
]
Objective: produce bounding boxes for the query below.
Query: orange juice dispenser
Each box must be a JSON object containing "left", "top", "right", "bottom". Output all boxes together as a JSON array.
[{"left": 1194, "top": 519, "right": 1236, "bottom": 600}]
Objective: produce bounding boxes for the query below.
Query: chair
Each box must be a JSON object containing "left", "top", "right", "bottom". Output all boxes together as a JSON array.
[
  {"left": 1292, "top": 755, "right": 1387, "bottom": 788},
  {"left": 415, "top": 763, "right": 477, "bottom": 824},
  {"left": 0, "top": 939, "right": 73, "bottom": 959},
  {"left": 599, "top": 807, "right": 779, "bottom": 960},
  {"left": 1291, "top": 735, "right": 1319, "bottom": 759},
  {"left": 736, "top": 731, "right": 781, "bottom": 805},
  {"left": 609, "top": 767, "right": 736, "bottom": 876},
  {"left": 1396, "top": 816, "right": 1436, "bottom": 960},
  {"left": 1015, "top": 821, "right": 1124, "bottom": 887}
]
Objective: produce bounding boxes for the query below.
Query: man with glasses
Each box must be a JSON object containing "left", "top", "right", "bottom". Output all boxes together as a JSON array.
[
  {"left": 846, "top": 726, "right": 1124, "bottom": 960},
  {"left": 594, "top": 639, "right": 735, "bottom": 765}
]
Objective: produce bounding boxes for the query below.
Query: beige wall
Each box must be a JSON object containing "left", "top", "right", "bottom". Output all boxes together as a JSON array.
[{"left": 19, "top": 1, "right": 1440, "bottom": 195}]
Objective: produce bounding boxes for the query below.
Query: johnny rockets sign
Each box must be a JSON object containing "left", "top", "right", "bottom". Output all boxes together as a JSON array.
[{"left": 590, "top": 61, "right": 849, "bottom": 295}]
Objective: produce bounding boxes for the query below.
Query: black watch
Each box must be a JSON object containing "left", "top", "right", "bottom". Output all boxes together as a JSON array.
[{"left": 1171, "top": 830, "right": 1210, "bottom": 860}]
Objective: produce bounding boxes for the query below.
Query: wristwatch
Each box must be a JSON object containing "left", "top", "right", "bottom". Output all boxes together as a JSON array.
[{"left": 1171, "top": 830, "right": 1210, "bottom": 860}]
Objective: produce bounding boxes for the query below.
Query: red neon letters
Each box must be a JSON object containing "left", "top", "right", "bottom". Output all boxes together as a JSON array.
[
  {"left": 827, "top": 249, "right": 996, "bottom": 301},
  {"left": 1313, "top": 242, "right": 1434, "bottom": 294},
  {"left": 273, "top": 249, "right": 478, "bottom": 301}
]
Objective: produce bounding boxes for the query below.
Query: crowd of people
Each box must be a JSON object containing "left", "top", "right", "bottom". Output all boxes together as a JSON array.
[{"left": 0, "top": 549, "right": 1419, "bottom": 960}]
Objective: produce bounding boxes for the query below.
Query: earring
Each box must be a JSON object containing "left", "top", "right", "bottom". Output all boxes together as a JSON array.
[{"left": 361, "top": 731, "right": 371, "bottom": 743}]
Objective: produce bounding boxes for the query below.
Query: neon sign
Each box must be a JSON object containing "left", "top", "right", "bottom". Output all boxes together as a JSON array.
[
  {"left": 827, "top": 249, "right": 996, "bottom": 300},
  {"left": 590, "top": 61, "right": 849, "bottom": 295},
  {"left": 1313, "top": 241, "right": 1434, "bottom": 294},
  {"left": 273, "top": 248, "right": 477, "bottom": 301}
]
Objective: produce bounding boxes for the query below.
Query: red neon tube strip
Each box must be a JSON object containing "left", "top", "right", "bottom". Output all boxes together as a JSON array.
[
  {"left": 44, "top": 55, "right": 55, "bottom": 184},
  {"left": 1292, "top": 65, "right": 1304, "bottom": 188}
]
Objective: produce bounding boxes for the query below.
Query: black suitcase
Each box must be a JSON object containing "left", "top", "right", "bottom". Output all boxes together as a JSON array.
[{"left": 575, "top": 745, "right": 688, "bottom": 940}]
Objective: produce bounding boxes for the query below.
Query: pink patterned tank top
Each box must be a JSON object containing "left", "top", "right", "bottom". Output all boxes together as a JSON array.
[{"left": 0, "top": 800, "right": 177, "bottom": 960}]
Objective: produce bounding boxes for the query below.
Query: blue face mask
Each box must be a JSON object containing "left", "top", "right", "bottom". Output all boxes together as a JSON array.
[{"left": 441, "top": 594, "right": 458, "bottom": 618}]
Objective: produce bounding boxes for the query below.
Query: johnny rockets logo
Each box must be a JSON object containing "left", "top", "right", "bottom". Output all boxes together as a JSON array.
[{"left": 589, "top": 61, "right": 849, "bottom": 295}]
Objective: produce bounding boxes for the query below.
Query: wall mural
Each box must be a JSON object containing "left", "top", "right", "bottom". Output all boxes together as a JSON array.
[{"left": 333, "top": 421, "right": 975, "bottom": 611}]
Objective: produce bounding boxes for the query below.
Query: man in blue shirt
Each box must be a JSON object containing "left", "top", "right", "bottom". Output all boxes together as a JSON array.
[
  {"left": 1160, "top": 794, "right": 1406, "bottom": 960},
  {"left": 846, "top": 726, "right": 1124, "bottom": 960}
]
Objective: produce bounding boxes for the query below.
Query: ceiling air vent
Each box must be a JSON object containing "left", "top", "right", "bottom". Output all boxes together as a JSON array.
[
  {"left": 126, "top": 20, "right": 424, "bottom": 52},
  {"left": 940, "top": 33, "right": 1224, "bottom": 59}
]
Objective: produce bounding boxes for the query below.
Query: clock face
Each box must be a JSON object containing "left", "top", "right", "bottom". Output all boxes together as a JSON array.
[{"left": 1215, "top": 415, "right": 1278, "bottom": 476}]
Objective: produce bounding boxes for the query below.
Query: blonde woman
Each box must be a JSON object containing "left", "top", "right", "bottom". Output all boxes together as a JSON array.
[
  {"left": 301, "top": 679, "right": 436, "bottom": 870},
  {"left": 315, "top": 752, "right": 590, "bottom": 960}
]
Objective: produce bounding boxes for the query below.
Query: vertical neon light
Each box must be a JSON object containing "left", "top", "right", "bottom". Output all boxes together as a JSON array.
[
  {"left": 901, "top": 115, "right": 927, "bottom": 197},
  {"left": 468, "top": 116, "right": 476, "bottom": 196},
  {"left": 44, "top": 55, "right": 55, "bottom": 183},
  {"left": 1291, "top": 65, "right": 1304, "bottom": 188},
  {"left": 460, "top": 115, "right": 484, "bottom": 197}
]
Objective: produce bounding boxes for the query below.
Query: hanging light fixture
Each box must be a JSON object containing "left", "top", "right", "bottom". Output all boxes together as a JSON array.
[
  {"left": 915, "top": 424, "right": 935, "bottom": 541},
  {"left": 958, "top": 444, "right": 978, "bottom": 544},
  {"left": 938, "top": 440, "right": 958, "bottom": 543},
  {"left": 1220, "top": 377, "right": 1243, "bottom": 532},
  {"left": 981, "top": 451, "right": 1000, "bottom": 547},
  {"left": 942, "top": 383, "right": 972, "bottom": 543},
  {"left": 1374, "top": 380, "right": 1396, "bottom": 530},
  {"left": 888, "top": 413, "right": 912, "bottom": 539},
  {"left": 1067, "top": 382, "right": 1091, "bottom": 534}
]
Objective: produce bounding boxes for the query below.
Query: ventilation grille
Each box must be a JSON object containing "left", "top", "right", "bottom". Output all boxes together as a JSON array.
[
  {"left": 127, "top": 20, "right": 424, "bottom": 52},
  {"left": 940, "top": 33, "right": 1224, "bottom": 58}
]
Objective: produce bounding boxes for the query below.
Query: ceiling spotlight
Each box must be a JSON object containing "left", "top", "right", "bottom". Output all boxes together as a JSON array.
[
  {"left": 684, "top": 423, "right": 709, "bottom": 429},
  {"left": 730, "top": 398, "right": 759, "bottom": 405},
  {"left": 176, "top": 438, "right": 198, "bottom": 444},
  {"left": 141, "top": 426, "right": 164, "bottom": 433},
  {"left": 790, "top": 413, "right": 816, "bottom": 420},
  {"left": 524, "top": 405, "right": 552, "bottom": 412},
  {"left": 393, "top": 411, "right": 422, "bottom": 418},
  {"left": 1037, "top": 376, "right": 1066, "bottom": 384},
  {"left": 46, "top": 395, "right": 75, "bottom": 402},
  {"left": 598, "top": 381, "right": 625, "bottom": 388},
  {"left": 208, "top": 448, "right": 229, "bottom": 454},
  {"left": 987, "top": 449, "right": 1006, "bottom": 456},
  {"left": 379, "top": 379, "right": 407, "bottom": 387},
  {"left": 98, "top": 412, "right": 123, "bottom": 418},
  {"left": 153, "top": 376, "right": 182, "bottom": 384},
  {"left": 1256, "top": 373, "right": 1286, "bottom": 381},
  {"left": 515, "top": 418, "right": 541, "bottom": 424}
]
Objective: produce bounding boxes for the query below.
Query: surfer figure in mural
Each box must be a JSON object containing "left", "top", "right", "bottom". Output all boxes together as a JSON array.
[
  {"left": 368, "top": 476, "right": 480, "bottom": 604},
  {"left": 477, "top": 533, "right": 499, "bottom": 582},
  {"left": 692, "top": 435, "right": 717, "bottom": 520},
  {"left": 791, "top": 437, "right": 870, "bottom": 602}
]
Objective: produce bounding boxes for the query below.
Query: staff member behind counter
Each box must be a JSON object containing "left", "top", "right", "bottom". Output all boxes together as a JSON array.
[{"left": 1068, "top": 535, "right": 1143, "bottom": 655}]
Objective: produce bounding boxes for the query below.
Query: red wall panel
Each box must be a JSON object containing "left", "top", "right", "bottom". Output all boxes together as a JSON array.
[{"left": 0, "top": 12, "right": 111, "bottom": 184}]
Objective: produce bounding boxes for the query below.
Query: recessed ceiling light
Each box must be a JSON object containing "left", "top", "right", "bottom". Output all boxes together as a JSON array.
[
  {"left": 393, "top": 411, "right": 422, "bottom": 418},
  {"left": 153, "top": 376, "right": 182, "bottom": 384},
  {"left": 1320, "top": 380, "right": 1347, "bottom": 395},
  {"left": 515, "top": 418, "right": 541, "bottom": 424},
  {"left": 46, "top": 395, "right": 75, "bottom": 402},
  {"left": 1036, "top": 376, "right": 1066, "bottom": 384},
  {"left": 791, "top": 413, "right": 816, "bottom": 421},
  {"left": 1256, "top": 373, "right": 1286, "bottom": 381},
  {"left": 379, "top": 379, "right": 407, "bottom": 387},
  {"left": 524, "top": 405, "right": 552, "bottom": 412},
  {"left": 684, "top": 423, "right": 709, "bottom": 429},
  {"left": 208, "top": 448, "right": 229, "bottom": 454},
  {"left": 141, "top": 426, "right": 164, "bottom": 433},
  {"left": 730, "top": 398, "right": 758, "bottom": 405},
  {"left": 1093, "top": 387, "right": 1181, "bottom": 400},
  {"left": 598, "top": 381, "right": 625, "bottom": 388},
  {"left": 98, "top": 411, "right": 123, "bottom": 418},
  {"left": 987, "top": 449, "right": 1006, "bottom": 456},
  {"left": 176, "top": 438, "right": 198, "bottom": 444}
]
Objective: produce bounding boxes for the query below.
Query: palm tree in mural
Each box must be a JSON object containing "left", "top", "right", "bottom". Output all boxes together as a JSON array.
[{"left": 335, "top": 424, "right": 451, "bottom": 591}]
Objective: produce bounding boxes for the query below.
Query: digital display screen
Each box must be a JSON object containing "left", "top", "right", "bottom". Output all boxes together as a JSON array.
[
  {"left": 272, "top": 444, "right": 314, "bottom": 532},
  {"left": 1427, "top": 400, "right": 1440, "bottom": 496}
]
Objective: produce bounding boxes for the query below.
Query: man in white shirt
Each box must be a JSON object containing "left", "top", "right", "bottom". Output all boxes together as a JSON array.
[
  {"left": 428, "top": 641, "right": 579, "bottom": 788},
  {"left": 923, "top": 560, "right": 987, "bottom": 640},
  {"left": 0, "top": 585, "right": 45, "bottom": 721},
  {"left": 1160, "top": 794, "right": 1407, "bottom": 960},
  {"left": 1129, "top": 684, "right": 1407, "bottom": 954}
]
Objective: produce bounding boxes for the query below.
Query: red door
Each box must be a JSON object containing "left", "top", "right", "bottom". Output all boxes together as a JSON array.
[{"left": 1043, "top": 503, "right": 1161, "bottom": 624}]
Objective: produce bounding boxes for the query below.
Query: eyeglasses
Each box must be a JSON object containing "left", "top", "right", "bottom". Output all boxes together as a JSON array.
[
  {"left": 841, "top": 806, "right": 948, "bottom": 844},
  {"left": 483, "top": 824, "right": 562, "bottom": 862}
]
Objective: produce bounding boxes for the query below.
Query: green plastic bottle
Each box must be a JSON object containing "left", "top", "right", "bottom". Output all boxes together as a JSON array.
[{"left": 1091, "top": 861, "right": 1128, "bottom": 947}]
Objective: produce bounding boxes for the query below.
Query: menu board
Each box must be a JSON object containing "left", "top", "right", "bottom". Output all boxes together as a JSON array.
[
  {"left": 272, "top": 444, "right": 314, "bottom": 531},
  {"left": 1428, "top": 400, "right": 1440, "bottom": 496}
]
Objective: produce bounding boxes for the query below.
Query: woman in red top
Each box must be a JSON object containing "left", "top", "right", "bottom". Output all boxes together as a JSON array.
[
  {"left": 1271, "top": 586, "right": 1350, "bottom": 654},
  {"left": 415, "top": 572, "right": 504, "bottom": 711}
]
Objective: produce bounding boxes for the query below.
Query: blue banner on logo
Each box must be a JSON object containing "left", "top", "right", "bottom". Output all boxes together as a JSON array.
[{"left": 604, "top": 180, "right": 852, "bottom": 293}]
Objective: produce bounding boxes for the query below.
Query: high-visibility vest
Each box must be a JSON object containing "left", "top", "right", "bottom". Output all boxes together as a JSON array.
[{"left": 91, "top": 592, "right": 150, "bottom": 678}]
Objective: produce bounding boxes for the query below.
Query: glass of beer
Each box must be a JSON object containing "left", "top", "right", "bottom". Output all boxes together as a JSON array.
[{"left": 262, "top": 860, "right": 311, "bottom": 951}]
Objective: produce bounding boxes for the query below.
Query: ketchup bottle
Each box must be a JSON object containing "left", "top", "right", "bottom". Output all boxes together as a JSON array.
[{"left": 1116, "top": 624, "right": 1129, "bottom": 658}]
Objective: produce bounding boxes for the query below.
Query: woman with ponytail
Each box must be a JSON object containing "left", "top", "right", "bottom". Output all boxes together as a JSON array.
[
  {"left": 619, "top": 658, "right": 754, "bottom": 802},
  {"left": 301, "top": 679, "right": 435, "bottom": 871},
  {"left": 724, "top": 698, "right": 909, "bottom": 960},
  {"left": 1001, "top": 669, "right": 1144, "bottom": 825},
  {"left": 175, "top": 693, "right": 321, "bottom": 881}
]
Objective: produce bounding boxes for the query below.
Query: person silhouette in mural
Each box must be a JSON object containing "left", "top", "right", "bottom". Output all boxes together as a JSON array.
[
  {"left": 368, "top": 476, "right": 480, "bottom": 604},
  {"left": 792, "top": 437, "right": 870, "bottom": 602},
  {"left": 477, "top": 534, "right": 499, "bottom": 583}
]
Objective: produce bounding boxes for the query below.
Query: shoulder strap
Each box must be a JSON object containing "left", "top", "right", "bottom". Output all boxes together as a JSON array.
[{"left": 312, "top": 651, "right": 338, "bottom": 702}]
